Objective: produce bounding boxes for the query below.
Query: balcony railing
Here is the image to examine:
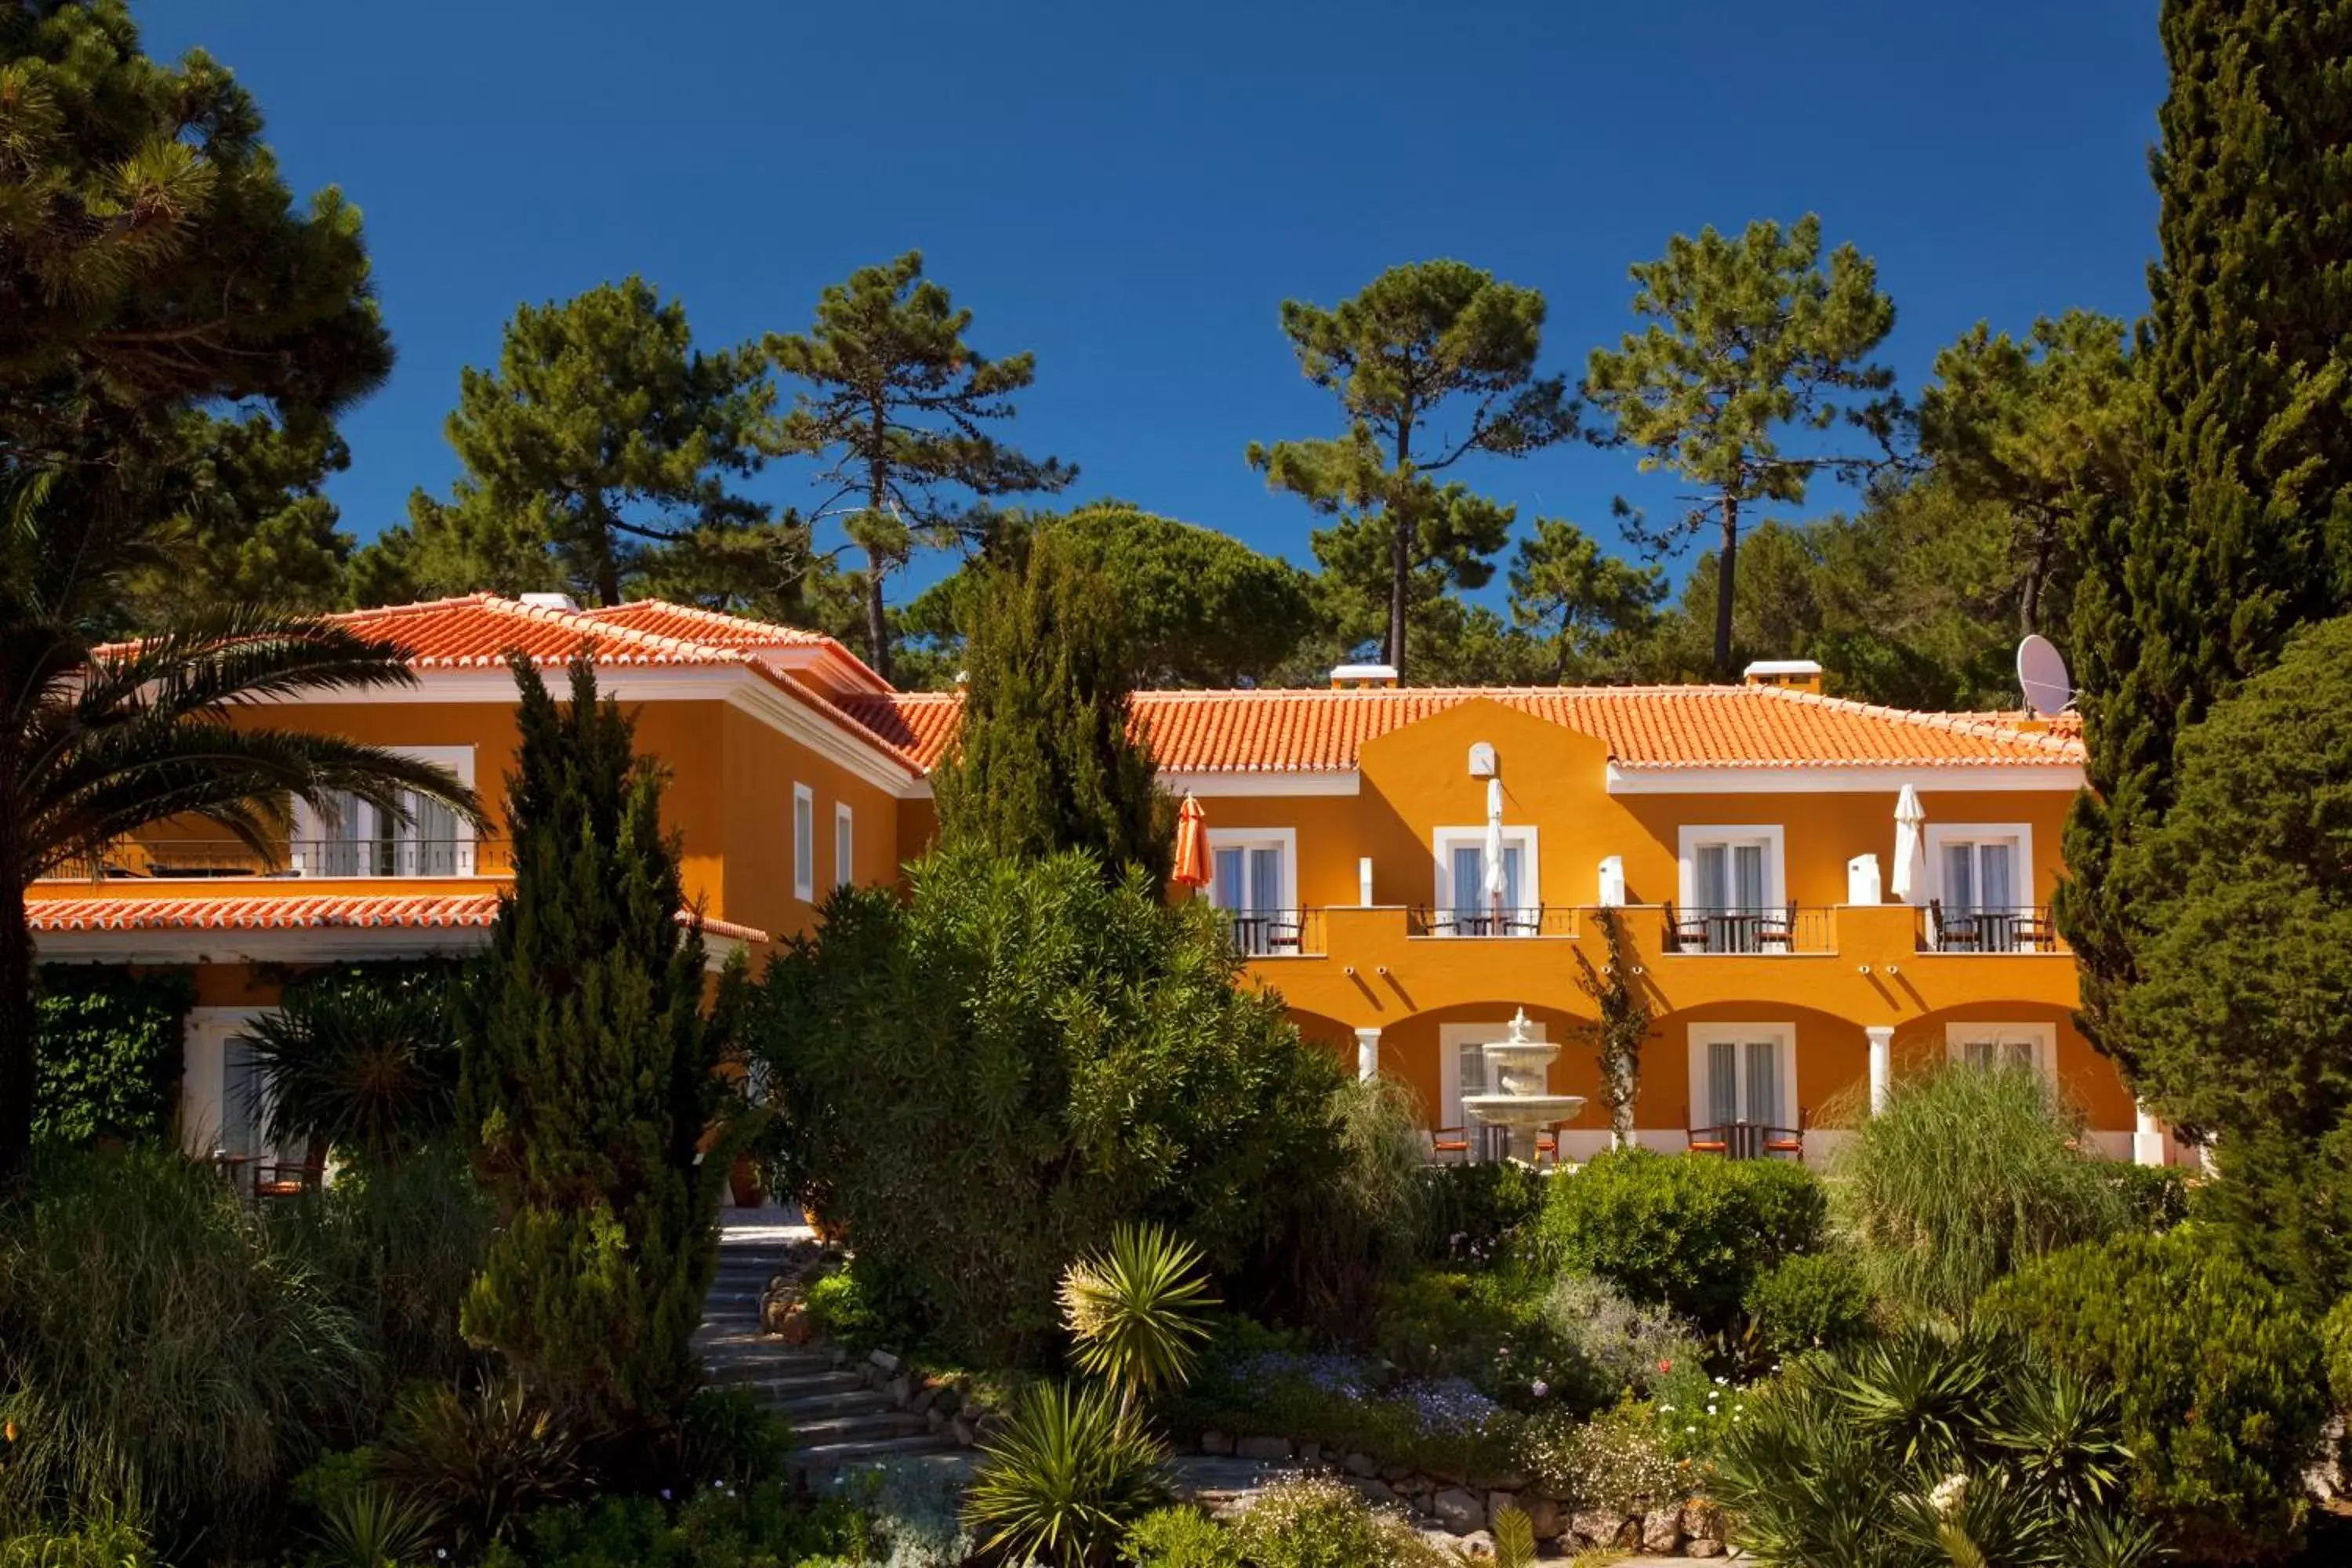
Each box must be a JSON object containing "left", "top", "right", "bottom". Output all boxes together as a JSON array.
[
  {"left": 1406, "top": 905, "right": 1580, "bottom": 938},
  {"left": 1661, "top": 904, "right": 1835, "bottom": 955},
  {"left": 44, "top": 837, "right": 511, "bottom": 882},
  {"left": 1221, "top": 909, "right": 1325, "bottom": 957},
  {"left": 1918, "top": 902, "right": 2064, "bottom": 954}
]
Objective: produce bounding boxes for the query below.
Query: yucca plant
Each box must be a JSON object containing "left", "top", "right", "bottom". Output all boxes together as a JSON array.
[
  {"left": 248, "top": 966, "right": 463, "bottom": 1168},
  {"left": 1060, "top": 1222, "right": 1219, "bottom": 1413},
  {"left": 308, "top": 1483, "right": 438, "bottom": 1568},
  {"left": 373, "top": 1379, "right": 584, "bottom": 1552},
  {"left": 962, "top": 1381, "right": 1170, "bottom": 1567}
]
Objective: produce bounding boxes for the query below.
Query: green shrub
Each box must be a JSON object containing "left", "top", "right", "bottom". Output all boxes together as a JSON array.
[
  {"left": 1227, "top": 1475, "right": 1457, "bottom": 1568},
  {"left": 1711, "top": 1325, "right": 2153, "bottom": 1568},
  {"left": 2322, "top": 1294, "right": 2352, "bottom": 1418},
  {"left": 375, "top": 1380, "right": 585, "bottom": 1553},
  {"left": 0, "top": 1149, "right": 370, "bottom": 1555},
  {"left": 1743, "top": 1252, "right": 1874, "bottom": 1358},
  {"left": 249, "top": 962, "right": 461, "bottom": 1165},
  {"left": 2110, "top": 1162, "right": 2192, "bottom": 1232},
  {"left": 1979, "top": 1229, "right": 2326, "bottom": 1563},
  {"left": 315, "top": 1139, "right": 493, "bottom": 1393},
  {"left": 1538, "top": 1274, "right": 1700, "bottom": 1405},
  {"left": 1832, "top": 1065, "right": 2126, "bottom": 1322},
  {"left": 1370, "top": 1271, "right": 1548, "bottom": 1389},
  {"left": 1538, "top": 1149, "right": 1827, "bottom": 1330},
  {"left": 800, "top": 1266, "right": 887, "bottom": 1356},
  {"left": 756, "top": 844, "right": 1348, "bottom": 1367},
  {"left": 677, "top": 1388, "right": 790, "bottom": 1492},
  {"left": 1119, "top": 1506, "right": 1240, "bottom": 1568},
  {"left": 305, "top": 1482, "right": 437, "bottom": 1568},
  {"left": 481, "top": 1483, "right": 862, "bottom": 1568},
  {"left": 0, "top": 1512, "right": 157, "bottom": 1568},
  {"left": 1518, "top": 1403, "right": 1686, "bottom": 1516},
  {"left": 1419, "top": 1159, "right": 1546, "bottom": 1266},
  {"left": 30, "top": 966, "right": 191, "bottom": 1148},
  {"left": 1267, "top": 1076, "right": 1428, "bottom": 1336},
  {"left": 962, "top": 1382, "right": 1171, "bottom": 1568}
]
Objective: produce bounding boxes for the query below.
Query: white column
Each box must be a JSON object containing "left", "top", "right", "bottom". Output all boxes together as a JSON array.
[
  {"left": 1358, "top": 856, "right": 1375, "bottom": 906},
  {"left": 1354, "top": 1026, "right": 1381, "bottom": 1083},
  {"left": 2134, "top": 1102, "right": 2167, "bottom": 1167},
  {"left": 1866, "top": 1025, "right": 1894, "bottom": 1116}
]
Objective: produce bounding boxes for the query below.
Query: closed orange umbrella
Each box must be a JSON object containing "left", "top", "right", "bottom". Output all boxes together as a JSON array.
[{"left": 1171, "top": 793, "right": 1211, "bottom": 891}]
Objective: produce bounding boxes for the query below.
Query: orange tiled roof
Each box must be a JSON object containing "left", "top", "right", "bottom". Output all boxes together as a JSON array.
[
  {"left": 27, "top": 892, "right": 768, "bottom": 945},
  {"left": 838, "top": 686, "right": 2085, "bottom": 775},
  {"left": 576, "top": 599, "right": 836, "bottom": 649}
]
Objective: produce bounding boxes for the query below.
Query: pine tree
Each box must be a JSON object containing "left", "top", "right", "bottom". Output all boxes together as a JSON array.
[
  {"left": 370, "top": 278, "right": 773, "bottom": 606},
  {"left": 1249, "top": 260, "right": 1577, "bottom": 681},
  {"left": 459, "top": 655, "right": 730, "bottom": 1437},
  {"left": 1584, "top": 216, "right": 1901, "bottom": 680},
  {"left": 2059, "top": 0, "right": 2352, "bottom": 1075},
  {"left": 931, "top": 535, "right": 1170, "bottom": 883},
  {"left": 767, "top": 252, "right": 1075, "bottom": 681},
  {"left": 1507, "top": 518, "right": 1665, "bottom": 683}
]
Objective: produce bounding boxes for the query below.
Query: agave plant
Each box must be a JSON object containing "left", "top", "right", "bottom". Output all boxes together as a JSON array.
[
  {"left": 308, "top": 1483, "right": 439, "bottom": 1568},
  {"left": 1058, "top": 1221, "right": 1218, "bottom": 1412},
  {"left": 961, "top": 1381, "right": 1169, "bottom": 1567}
]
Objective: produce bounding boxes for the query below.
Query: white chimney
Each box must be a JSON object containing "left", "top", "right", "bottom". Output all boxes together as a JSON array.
[
  {"left": 1742, "top": 659, "right": 1824, "bottom": 694},
  {"left": 519, "top": 591, "right": 581, "bottom": 612},
  {"left": 1330, "top": 662, "right": 1399, "bottom": 690}
]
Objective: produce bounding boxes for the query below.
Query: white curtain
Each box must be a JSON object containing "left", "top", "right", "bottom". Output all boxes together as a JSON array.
[
  {"left": 1745, "top": 1040, "right": 1781, "bottom": 1125},
  {"left": 1708, "top": 1040, "right": 1739, "bottom": 1125}
]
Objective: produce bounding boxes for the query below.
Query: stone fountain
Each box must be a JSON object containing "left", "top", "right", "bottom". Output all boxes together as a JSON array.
[{"left": 1461, "top": 1008, "right": 1587, "bottom": 1163}]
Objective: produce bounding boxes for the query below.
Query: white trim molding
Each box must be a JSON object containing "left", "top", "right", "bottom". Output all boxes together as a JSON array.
[
  {"left": 1944, "top": 1020, "right": 2057, "bottom": 1083},
  {"left": 1608, "top": 763, "right": 2085, "bottom": 796},
  {"left": 1430, "top": 824, "right": 1543, "bottom": 913},
  {"left": 181, "top": 1006, "right": 275, "bottom": 1160},
  {"left": 1921, "top": 822, "right": 2036, "bottom": 907},
  {"left": 833, "top": 800, "right": 855, "bottom": 891},
  {"left": 1675, "top": 824, "right": 1787, "bottom": 911},
  {"left": 791, "top": 783, "right": 815, "bottom": 902},
  {"left": 1202, "top": 826, "right": 1298, "bottom": 912}
]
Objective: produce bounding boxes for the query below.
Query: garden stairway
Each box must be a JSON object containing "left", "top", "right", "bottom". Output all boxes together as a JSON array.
[{"left": 696, "top": 1223, "right": 964, "bottom": 1476}]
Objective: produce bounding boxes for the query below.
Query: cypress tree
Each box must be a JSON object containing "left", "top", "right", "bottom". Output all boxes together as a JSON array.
[
  {"left": 2059, "top": 0, "right": 2352, "bottom": 1075},
  {"left": 931, "top": 535, "right": 1171, "bottom": 884},
  {"left": 459, "top": 655, "right": 728, "bottom": 1439}
]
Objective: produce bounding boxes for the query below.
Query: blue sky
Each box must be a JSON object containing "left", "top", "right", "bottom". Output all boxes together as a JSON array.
[{"left": 144, "top": 0, "right": 2163, "bottom": 604}]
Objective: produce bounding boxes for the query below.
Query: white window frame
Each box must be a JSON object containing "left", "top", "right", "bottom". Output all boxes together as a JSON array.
[
  {"left": 290, "top": 745, "right": 477, "bottom": 877},
  {"left": 1439, "top": 1018, "right": 1548, "bottom": 1131},
  {"left": 1676, "top": 825, "right": 1786, "bottom": 913},
  {"left": 180, "top": 1007, "right": 278, "bottom": 1161},
  {"left": 833, "top": 801, "right": 855, "bottom": 891},
  {"left": 1430, "top": 825, "right": 1542, "bottom": 916},
  {"left": 1204, "top": 827, "right": 1298, "bottom": 916},
  {"left": 1686, "top": 1022, "right": 1796, "bottom": 1128},
  {"left": 1923, "top": 822, "right": 2035, "bottom": 910},
  {"left": 1945, "top": 1020, "right": 2056, "bottom": 1083},
  {"left": 792, "top": 783, "right": 815, "bottom": 901}
]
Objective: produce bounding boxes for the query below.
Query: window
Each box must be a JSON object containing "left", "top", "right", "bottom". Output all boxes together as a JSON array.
[
  {"left": 1687, "top": 1024, "right": 1795, "bottom": 1129},
  {"left": 182, "top": 1007, "right": 277, "bottom": 1161},
  {"left": 1946, "top": 1022, "right": 2055, "bottom": 1080},
  {"left": 221, "top": 1033, "right": 264, "bottom": 1160},
  {"left": 1677, "top": 826, "right": 1786, "bottom": 953},
  {"left": 1924, "top": 824, "right": 2035, "bottom": 950},
  {"left": 1207, "top": 828, "right": 1297, "bottom": 956},
  {"left": 792, "top": 784, "right": 815, "bottom": 901},
  {"left": 1440, "top": 1019, "right": 1545, "bottom": 1132},
  {"left": 1430, "top": 826, "right": 1541, "bottom": 935},
  {"left": 833, "top": 803, "right": 855, "bottom": 890},
  {"left": 292, "top": 746, "right": 476, "bottom": 877}
]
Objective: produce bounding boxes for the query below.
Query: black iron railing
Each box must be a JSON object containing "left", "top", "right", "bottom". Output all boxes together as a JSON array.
[
  {"left": 1406, "top": 905, "right": 1580, "bottom": 938},
  {"left": 43, "top": 837, "right": 510, "bottom": 881},
  {"left": 1919, "top": 902, "right": 2063, "bottom": 954},
  {"left": 1221, "top": 909, "right": 1325, "bottom": 957},
  {"left": 1661, "top": 904, "right": 1835, "bottom": 954}
]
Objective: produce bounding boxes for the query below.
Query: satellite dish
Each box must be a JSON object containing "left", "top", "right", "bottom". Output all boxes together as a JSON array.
[{"left": 2017, "top": 634, "right": 2074, "bottom": 717}]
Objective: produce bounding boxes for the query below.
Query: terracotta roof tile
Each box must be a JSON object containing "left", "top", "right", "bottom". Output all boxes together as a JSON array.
[
  {"left": 576, "top": 600, "right": 836, "bottom": 648},
  {"left": 27, "top": 892, "right": 768, "bottom": 945},
  {"left": 843, "top": 686, "right": 2085, "bottom": 775},
  {"left": 326, "top": 593, "right": 760, "bottom": 670}
]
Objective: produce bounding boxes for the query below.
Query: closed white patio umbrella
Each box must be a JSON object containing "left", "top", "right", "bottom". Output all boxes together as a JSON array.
[
  {"left": 1891, "top": 785, "right": 1927, "bottom": 904},
  {"left": 1484, "top": 776, "right": 1508, "bottom": 926}
]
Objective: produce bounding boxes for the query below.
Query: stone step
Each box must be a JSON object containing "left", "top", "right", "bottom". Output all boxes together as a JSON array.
[
  {"left": 701, "top": 1354, "right": 849, "bottom": 1387},
  {"left": 789, "top": 1432, "right": 964, "bottom": 1470},
  {"left": 789, "top": 1410, "right": 931, "bottom": 1444},
  {"left": 770, "top": 1388, "right": 893, "bottom": 1420}
]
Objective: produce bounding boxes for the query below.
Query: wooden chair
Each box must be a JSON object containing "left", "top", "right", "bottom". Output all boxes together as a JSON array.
[
  {"left": 1429, "top": 1126, "right": 1472, "bottom": 1163},
  {"left": 1533, "top": 1125, "right": 1561, "bottom": 1167},
  {"left": 1763, "top": 1107, "right": 1811, "bottom": 1160},
  {"left": 1929, "top": 898, "right": 1980, "bottom": 953},
  {"left": 252, "top": 1143, "right": 326, "bottom": 1200},
  {"left": 1682, "top": 1107, "right": 1730, "bottom": 1155}
]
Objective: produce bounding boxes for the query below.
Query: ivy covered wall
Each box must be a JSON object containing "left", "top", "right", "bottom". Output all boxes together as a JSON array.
[{"left": 34, "top": 967, "right": 195, "bottom": 1147}]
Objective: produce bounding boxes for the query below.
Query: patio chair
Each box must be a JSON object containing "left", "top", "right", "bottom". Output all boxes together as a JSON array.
[
  {"left": 1763, "top": 1107, "right": 1810, "bottom": 1161},
  {"left": 1683, "top": 1108, "right": 1730, "bottom": 1155},
  {"left": 1929, "top": 899, "right": 1980, "bottom": 953},
  {"left": 1429, "top": 1126, "right": 1472, "bottom": 1163}
]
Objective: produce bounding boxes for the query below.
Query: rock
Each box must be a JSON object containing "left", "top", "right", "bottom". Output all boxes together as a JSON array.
[
  {"left": 1617, "top": 1519, "right": 1644, "bottom": 1550},
  {"left": 1236, "top": 1434, "right": 1293, "bottom": 1462},
  {"left": 1682, "top": 1498, "right": 1728, "bottom": 1543},
  {"left": 1297, "top": 1440, "right": 1322, "bottom": 1465},
  {"left": 887, "top": 1374, "right": 914, "bottom": 1407},
  {"left": 909, "top": 1383, "right": 940, "bottom": 1414},
  {"left": 1453, "top": 1529, "right": 1496, "bottom": 1559},
  {"left": 952, "top": 1414, "right": 978, "bottom": 1446},
  {"left": 1392, "top": 1472, "right": 1432, "bottom": 1499},
  {"left": 1518, "top": 1494, "right": 1563, "bottom": 1541},
  {"left": 925, "top": 1407, "right": 946, "bottom": 1433},
  {"left": 1348, "top": 1478, "right": 1398, "bottom": 1508},
  {"left": 1569, "top": 1510, "right": 1624, "bottom": 1548},
  {"left": 1641, "top": 1508, "right": 1684, "bottom": 1552},
  {"left": 869, "top": 1348, "right": 901, "bottom": 1374},
  {"left": 1199, "top": 1430, "right": 1235, "bottom": 1456},
  {"left": 1345, "top": 1451, "right": 1378, "bottom": 1478},
  {"left": 1432, "top": 1487, "right": 1486, "bottom": 1534},
  {"left": 931, "top": 1385, "right": 962, "bottom": 1418},
  {"left": 1686, "top": 1541, "right": 1725, "bottom": 1559},
  {"left": 1382, "top": 1463, "right": 1417, "bottom": 1483},
  {"left": 827, "top": 1346, "right": 848, "bottom": 1369}
]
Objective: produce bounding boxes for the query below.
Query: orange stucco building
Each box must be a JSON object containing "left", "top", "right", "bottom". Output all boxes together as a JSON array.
[{"left": 30, "top": 592, "right": 2178, "bottom": 1171}]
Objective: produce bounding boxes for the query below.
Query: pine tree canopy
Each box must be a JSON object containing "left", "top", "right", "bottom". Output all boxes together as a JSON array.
[
  {"left": 1585, "top": 214, "right": 1900, "bottom": 680},
  {"left": 363, "top": 278, "right": 774, "bottom": 608},
  {"left": 767, "top": 250, "right": 1074, "bottom": 681},
  {"left": 1507, "top": 517, "right": 1667, "bottom": 684},
  {"left": 458, "top": 655, "right": 730, "bottom": 1435},
  {"left": 1248, "top": 259, "right": 1577, "bottom": 681},
  {"left": 2060, "top": 0, "right": 2352, "bottom": 1076},
  {"left": 931, "top": 534, "right": 1171, "bottom": 884}
]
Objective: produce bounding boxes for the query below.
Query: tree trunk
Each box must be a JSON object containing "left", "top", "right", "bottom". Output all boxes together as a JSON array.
[
  {"left": 0, "top": 885, "right": 36, "bottom": 1192},
  {"left": 864, "top": 430, "right": 895, "bottom": 682},
  {"left": 862, "top": 543, "right": 891, "bottom": 682},
  {"left": 1713, "top": 492, "right": 1740, "bottom": 681},
  {"left": 2021, "top": 516, "right": 2056, "bottom": 636},
  {"left": 1388, "top": 420, "right": 1414, "bottom": 678}
]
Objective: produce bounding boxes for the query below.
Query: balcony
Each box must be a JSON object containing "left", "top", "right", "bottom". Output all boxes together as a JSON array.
[
  {"left": 1661, "top": 904, "right": 1836, "bottom": 956},
  {"left": 1916, "top": 902, "right": 2065, "bottom": 956},
  {"left": 1221, "top": 909, "right": 1326, "bottom": 957},
  {"left": 1406, "top": 906, "right": 1581, "bottom": 938},
  {"left": 41, "top": 837, "right": 512, "bottom": 882}
]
